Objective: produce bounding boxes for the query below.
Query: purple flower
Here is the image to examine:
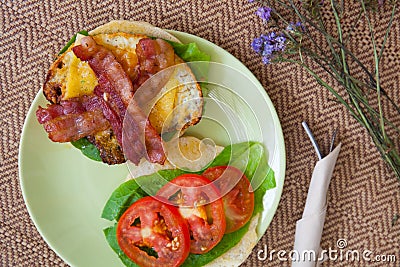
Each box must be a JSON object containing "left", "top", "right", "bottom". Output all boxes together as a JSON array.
[
  {"left": 255, "top": 7, "right": 272, "bottom": 22},
  {"left": 286, "top": 22, "right": 295, "bottom": 31},
  {"left": 251, "top": 31, "right": 287, "bottom": 65},
  {"left": 265, "top": 32, "right": 276, "bottom": 39},
  {"left": 262, "top": 44, "right": 274, "bottom": 56},
  {"left": 287, "top": 21, "right": 304, "bottom": 32},
  {"left": 251, "top": 37, "right": 264, "bottom": 54},
  {"left": 248, "top": 0, "right": 255, "bottom": 2},
  {"left": 263, "top": 32, "right": 286, "bottom": 52},
  {"left": 274, "top": 35, "right": 286, "bottom": 51},
  {"left": 262, "top": 56, "right": 272, "bottom": 65}
]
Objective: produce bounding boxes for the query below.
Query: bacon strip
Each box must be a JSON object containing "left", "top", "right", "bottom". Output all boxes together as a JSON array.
[
  {"left": 36, "top": 105, "right": 64, "bottom": 124},
  {"left": 95, "top": 75, "right": 127, "bottom": 120},
  {"left": 36, "top": 95, "right": 102, "bottom": 123},
  {"left": 133, "top": 38, "right": 176, "bottom": 93},
  {"left": 93, "top": 85, "right": 123, "bottom": 145},
  {"left": 36, "top": 95, "right": 110, "bottom": 142},
  {"left": 123, "top": 101, "right": 166, "bottom": 164},
  {"left": 43, "top": 110, "right": 110, "bottom": 142},
  {"left": 36, "top": 98, "right": 86, "bottom": 124},
  {"left": 136, "top": 38, "right": 175, "bottom": 75},
  {"left": 73, "top": 36, "right": 166, "bottom": 165}
]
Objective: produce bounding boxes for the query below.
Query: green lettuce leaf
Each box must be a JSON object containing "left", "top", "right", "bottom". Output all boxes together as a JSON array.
[
  {"left": 203, "top": 141, "right": 276, "bottom": 216},
  {"left": 70, "top": 138, "right": 102, "bottom": 162},
  {"left": 101, "top": 141, "right": 276, "bottom": 266},
  {"left": 104, "top": 225, "right": 140, "bottom": 267},
  {"left": 167, "top": 41, "right": 211, "bottom": 62}
]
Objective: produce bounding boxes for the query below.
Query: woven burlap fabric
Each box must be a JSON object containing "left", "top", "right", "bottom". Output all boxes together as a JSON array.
[{"left": 1, "top": 0, "right": 399, "bottom": 266}]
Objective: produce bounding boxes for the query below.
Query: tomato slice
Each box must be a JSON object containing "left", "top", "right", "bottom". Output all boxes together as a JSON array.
[
  {"left": 202, "top": 166, "right": 254, "bottom": 233},
  {"left": 116, "top": 196, "right": 190, "bottom": 267},
  {"left": 156, "top": 174, "right": 226, "bottom": 254}
]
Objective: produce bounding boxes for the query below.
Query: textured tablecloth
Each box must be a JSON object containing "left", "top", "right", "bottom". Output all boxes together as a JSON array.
[{"left": 1, "top": 1, "right": 399, "bottom": 266}]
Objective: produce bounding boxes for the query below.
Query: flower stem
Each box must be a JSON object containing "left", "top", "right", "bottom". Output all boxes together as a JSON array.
[{"left": 360, "top": 0, "right": 387, "bottom": 142}]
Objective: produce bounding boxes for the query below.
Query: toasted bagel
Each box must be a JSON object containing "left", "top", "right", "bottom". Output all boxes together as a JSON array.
[{"left": 42, "top": 21, "right": 203, "bottom": 164}]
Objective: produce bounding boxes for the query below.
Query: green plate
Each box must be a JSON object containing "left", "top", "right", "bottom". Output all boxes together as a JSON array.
[{"left": 18, "top": 31, "right": 286, "bottom": 267}]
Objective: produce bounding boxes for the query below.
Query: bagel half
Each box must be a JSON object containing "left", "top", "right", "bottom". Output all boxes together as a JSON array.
[{"left": 42, "top": 21, "right": 203, "bottom": 164}]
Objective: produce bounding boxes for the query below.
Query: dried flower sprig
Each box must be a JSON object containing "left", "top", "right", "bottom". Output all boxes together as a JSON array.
[
  {"left": 251, "top": 32, "right": 286, "bottom": 64},
  {"left": 251, "top": 0, "right": 400, "bottom": 180},
  {"left": 256, "top": 6, "right": 272, "bottom": 21}
]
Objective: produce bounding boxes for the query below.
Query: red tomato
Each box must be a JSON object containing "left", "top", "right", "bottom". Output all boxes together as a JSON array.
[
  {"left": 156, "top": 174, "right": 226, "bottom": 254},
  {"left": 116, "top": 196, "right": 190, "bottom": 267},
  {"left": 202, "top": 166, "right": 254, "bottom": 233}
]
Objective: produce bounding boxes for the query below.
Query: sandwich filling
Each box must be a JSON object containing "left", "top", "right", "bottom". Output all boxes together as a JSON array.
[{"left": 36, "top": 29, "right": 203, "bottom": 165}]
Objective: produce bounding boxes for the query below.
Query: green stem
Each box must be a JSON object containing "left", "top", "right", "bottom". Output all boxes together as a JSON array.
[
  {"left": 283, "top": 58, "right": 361, "bottom": 123},
  {"left": 360, "top": 0, "right": 386, "bottom": 141},
  {"left": 279, "top": 0, "right": 400, "bottom": 117},
  {"left": 343, "top": 10, "right": 363, "bottom": 45},
  {"left": 288, "top": 59, "right": 400, "bottom": 181},
  {"left": 283, "top": 24, "right": 400, "bottom": 134},
  {"left": 378, "top": 4, "right": 396, "bottom": 65},
  {"left": 330, "top": 0, "right": 350, "bottom": 81}
]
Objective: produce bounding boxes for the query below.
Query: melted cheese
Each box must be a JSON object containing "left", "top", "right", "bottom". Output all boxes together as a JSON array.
[
  {"left": 64, "top": 51, "right": 97, "bottom": 99},
  {"left": 149, "top": 85, "right": 178, "bottom": 133}
]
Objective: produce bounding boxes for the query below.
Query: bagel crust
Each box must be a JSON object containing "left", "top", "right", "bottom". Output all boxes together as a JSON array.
[{"left": 89, "top": 20, "right": 181, "bottom": 43}]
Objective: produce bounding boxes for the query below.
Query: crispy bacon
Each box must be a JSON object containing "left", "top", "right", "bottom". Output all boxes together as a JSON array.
[
  {"left": 122, "top": 101, "right": 166, "bottom": 164},
  {"left": 133, "top": 38, "right": 175, "bottom": 91},
  {"left": 37, "top": 37, "right": 176, "bottom": 164},
  {"left": 93, "top": 85, "right": 123, "bottom": 145},
  {"left": 36, "top": 105, "right": 64, "bottom": 124},
  {"left": 95, "top": 75, "right": 127, "bottom": 120},
  {"left": 43, "top": 110, "right": 110, "bottom": 142},
  {"left": 61, "top": 99, "right": 87, "bottom": 114},
  {"left": 136, "top": 38, "right": 175, "bottom": 75},
  {"left": 73, "top": 36, "right": 166, "bottom": 165},
  {"left": 73, "top": 37, "right": 134, "bottom": 107},
  {"left": 37, "top": 96, "right": 109, "bottom": 142},
  {"left": 36, "top": 95, "right": 101, "bottom": 123},
  {"left": 36, "top": 98, "right": 87, "bottom": 124}
]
